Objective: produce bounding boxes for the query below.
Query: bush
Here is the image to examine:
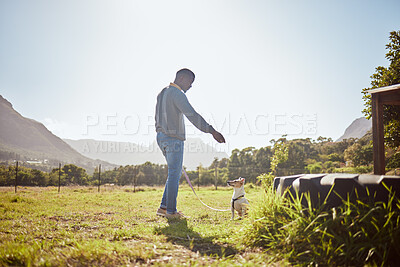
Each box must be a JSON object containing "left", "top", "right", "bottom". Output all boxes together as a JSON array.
[
  {"left": 256, "top": 173, "right": 274, "bottom": 188},
  {"left": 354, "top": 165, "right": 373, "bottom": 174},
  {"left": 387, "top": 152, "right": 400, "bottom": 168},
  {"left": 328, "top": 153, "right": 343, "bottom": 163},
  {"left": 306, "top": 162, "right": 322, "bottom": 174},
  {"left": 323, "top": 160, "right": 334, "bottom": 169}
]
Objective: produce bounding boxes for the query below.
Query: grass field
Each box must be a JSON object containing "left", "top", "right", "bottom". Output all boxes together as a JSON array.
[{"left": 0, "top": 185, "right": 280, "bottom": 266}]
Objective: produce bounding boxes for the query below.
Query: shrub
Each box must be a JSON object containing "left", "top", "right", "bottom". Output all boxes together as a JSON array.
[
  {"left": 354, "top": 165, "right": 373, "bottom": 174},
  {"left": 387, "top": 152, "right": 400, "bottom": 168},
  {"left": 306, "top": 162, "right": 322, "bottom": 174},
  {"left": 256, "top": 173, "right": 274, "bottom": 188}
]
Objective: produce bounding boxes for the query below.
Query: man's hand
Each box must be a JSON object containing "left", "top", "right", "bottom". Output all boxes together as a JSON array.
[{"left": 211, "top": 130, "right": 226, "bottom": 143}]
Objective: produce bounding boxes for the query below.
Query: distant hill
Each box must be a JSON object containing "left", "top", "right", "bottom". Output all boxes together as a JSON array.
[
  {"left": 0, "top": 95, "right": 115, "bottom": 171},
  {"left": 64, "top": 138, "right": 229, "bottom": 170},
  {"left": 336, "top": 117, "right": 372, "bottom": 142}
]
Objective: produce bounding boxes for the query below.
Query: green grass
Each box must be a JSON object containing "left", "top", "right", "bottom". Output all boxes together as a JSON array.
[
  {"left": 3, "top": 184, "right": 398, "bottom": 266},
  {"left": 244, "top": 185, "right": 400, "bottom": 266},
  {"left": 0, "top": 185, "right": 276, "bottom": 266}
]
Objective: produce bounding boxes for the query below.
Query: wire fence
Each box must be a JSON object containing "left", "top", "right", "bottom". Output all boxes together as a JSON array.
[{"left": 2, "top": 161, "right": 399, "bottom": 194}]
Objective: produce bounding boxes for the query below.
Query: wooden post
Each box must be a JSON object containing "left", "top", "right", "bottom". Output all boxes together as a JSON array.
[
  {"left": 8, "top": 166, "right": 11, "bottom": 187},
  {"left": 371, "top": 93, "right": 385, "bottom": 175},
  {"left": 15, "top": 161, "right": 18, "bottom": 193},
  {"left": 98, "top": 164, "right": 101, "bottom": 192},
  {"left": 214, "top": 162, "right": 218, "bottom": 190},
  {"left": 133, "top": 166, "right": 137, "bottom": 193},
  {"left": 58, "top": 163, "right": 61, "bottom": 193}
]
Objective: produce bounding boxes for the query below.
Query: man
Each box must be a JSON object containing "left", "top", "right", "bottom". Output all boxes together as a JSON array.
[{"left": 155, "top": 68, "right": 225, "bottom": 219}]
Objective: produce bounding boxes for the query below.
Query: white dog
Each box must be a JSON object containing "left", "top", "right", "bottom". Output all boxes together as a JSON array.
[{"left": 227, "top": 177, "right": 250, "bottom": 220}]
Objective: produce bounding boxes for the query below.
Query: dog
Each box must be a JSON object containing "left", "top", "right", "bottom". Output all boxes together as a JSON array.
[{"left": 227, "top": 177, "right": 250, "bottom": 220}]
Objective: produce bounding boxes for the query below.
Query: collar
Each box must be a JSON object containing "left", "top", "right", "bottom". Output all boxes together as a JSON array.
[
  {"left": 170, "top": 82, "right": 183, "bottom": 91},
  {"left": 232, "top": 195, "right": 244, "bottom": 201}
]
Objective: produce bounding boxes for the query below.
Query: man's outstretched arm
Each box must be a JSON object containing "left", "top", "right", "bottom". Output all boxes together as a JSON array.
[
  {"left": 174, "top": 91, "right": 225, "bottom": 143},
  {"left": 211, "top": 128, "right": 225, "bottom": 143}
]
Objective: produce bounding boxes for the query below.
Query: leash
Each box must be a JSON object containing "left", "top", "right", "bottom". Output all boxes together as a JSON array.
[{"left": 182, "top": 168, "right": 231, "bottom": 212}]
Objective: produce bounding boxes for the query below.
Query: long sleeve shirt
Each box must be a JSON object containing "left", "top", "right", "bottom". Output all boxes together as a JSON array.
[{"left": 155, "top": 83, "right": 215, "bottom": 141}]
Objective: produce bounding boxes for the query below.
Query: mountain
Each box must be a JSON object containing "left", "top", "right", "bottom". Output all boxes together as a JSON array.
[
  {"left": 64, "top": 138, "right": 229, "bottom": 170},
  {"left": 0, "top": 95, "right": 115, "bottom": 171},
  {"left": 336, "top": 117, "right": 372, "bottom": 142}
]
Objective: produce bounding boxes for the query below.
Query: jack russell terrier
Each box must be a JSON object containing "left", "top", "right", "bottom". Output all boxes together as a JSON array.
[{"left": 227, "top": 177, "right": 250, "bottom": 220}]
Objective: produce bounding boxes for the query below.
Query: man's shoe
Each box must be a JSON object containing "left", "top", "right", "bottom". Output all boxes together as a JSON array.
[
  {"left": 165, "top": 211, "right": 185, "bottom": 219},
  {"left": 156, "top": 208, "right": 166, "bottom": 217}
]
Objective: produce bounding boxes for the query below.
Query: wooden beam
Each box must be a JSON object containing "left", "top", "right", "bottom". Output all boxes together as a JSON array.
[
  {"left": 379, "top": 91, "right": 400, "bottom": 105},
  {"left": 382, "top": 101, "right": 400, "bottom": 105},
  {"left": 372, "top": 93, "right": 385, "bottom": 175},
  {"left": 367, "top": 83, "right": 400, "bottom": 94}
]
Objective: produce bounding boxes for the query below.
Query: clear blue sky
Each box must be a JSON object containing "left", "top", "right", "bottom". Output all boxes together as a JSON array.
[{"left": 1, "top": 0, "right": 399, "bottom": 153}]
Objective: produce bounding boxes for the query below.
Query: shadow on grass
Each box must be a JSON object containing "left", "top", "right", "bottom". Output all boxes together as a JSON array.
[{"left": 154, "top": 219, "right": 237, "bottom": 257}]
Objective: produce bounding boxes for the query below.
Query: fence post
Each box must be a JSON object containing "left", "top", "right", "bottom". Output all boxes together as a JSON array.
[
  {"left": 214, "top": 163, "right": 218, "bottom": 190},
  {"left": 133, "top": 166, "right": 137, "bottom": 193},
  {"left": 98, "top": 164, "right": 101, "bottom": 192},
  {"left": 15, "top": 161, "right": 18, "bottom": 193},
  {"left": 58, "top": 163, "right": 61, "bottom": 193}
]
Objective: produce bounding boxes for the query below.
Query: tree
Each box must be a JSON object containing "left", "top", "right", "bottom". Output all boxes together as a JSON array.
[
  {"left": 328, "top": 153, "right": 343, "bottom": 163},
  {"left": 239, "top": 147, "right": 259, "bottom": 182},
  {"left": 62, "top": 164, "right": 88, "bottom": 185},
  {"left": 218, "top": 158, "right": 229, "bottom": 169},
  {"left": 387, "top": 152, "right": 400, "bottom": 168},
  {"left": 344, "top": 143, "right": 373, "bottom": 167},
  {"left": 31, "top": 169, "right": 47, "bottom": 186},
  {"left": 228, "top": 149, "right": 241, "bottom": 178},
  {"left": 270, "top": 137, "right": 289, "bottom": 176},
  {"left": 116, "top": 165, "right": 135, "bottom": 186},
  {"left": 49, "top": 168, "right": 65, "bottom": 186},
  {"left": 316, "top": 136, "right": 333, "bottom": 143},
  {"left": 306, "top": 162, "right": 323, "bottom": 174},
  {"left": 362, "top": 30, "right": 400, "bottom": 148},
  {"left": 254, "top": 147, "right": 272, "bottom": 174},
  {"left": 271, "top": 138, "right": 316, "bottom": 175}
]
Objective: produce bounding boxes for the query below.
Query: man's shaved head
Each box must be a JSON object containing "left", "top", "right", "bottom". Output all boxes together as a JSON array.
[
  {"left": 176, "top": 68, "right": 195, "bottom": 81},
  {"left": 174, "top": 68, "right": 195, "bottom": 92}
]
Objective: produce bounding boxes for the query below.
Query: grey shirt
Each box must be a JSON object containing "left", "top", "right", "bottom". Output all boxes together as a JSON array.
[{"left": 155, "top": 84, "right": 214, "bottom": 141}]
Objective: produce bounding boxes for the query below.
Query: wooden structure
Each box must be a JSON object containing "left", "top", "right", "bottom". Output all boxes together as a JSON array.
[
  {"left": 368, "top": 84, "right": 400, "bottom": 175},
  {"left": 273, "top": 84, "right": 400, "bottom": 207}
]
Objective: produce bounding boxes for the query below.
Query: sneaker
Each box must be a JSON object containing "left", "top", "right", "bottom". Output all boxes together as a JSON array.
[
  {"left": 156, "top": 208, "right": 167, "bottom": 217},
  {"left": 165, "top": 211, "right": 185, "bottom": 219}
]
